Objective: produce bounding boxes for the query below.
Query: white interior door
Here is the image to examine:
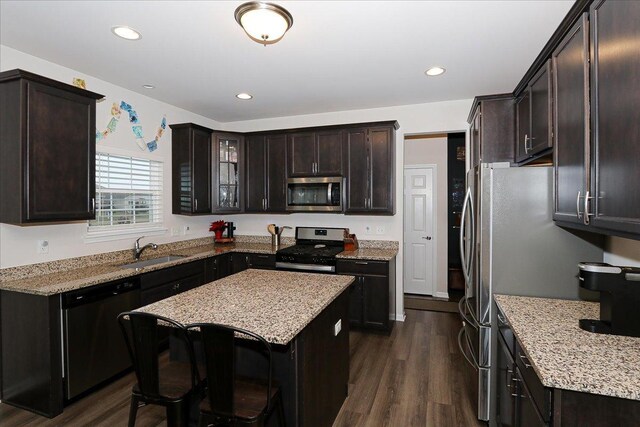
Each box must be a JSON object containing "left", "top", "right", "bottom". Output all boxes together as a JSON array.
[{"left": 403, "top": 166, "right": 436, "bottom": 295}]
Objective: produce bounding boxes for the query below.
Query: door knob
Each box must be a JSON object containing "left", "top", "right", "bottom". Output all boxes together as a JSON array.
[{"left": 422, "top": 236, "right": 432, "bottom": 240}]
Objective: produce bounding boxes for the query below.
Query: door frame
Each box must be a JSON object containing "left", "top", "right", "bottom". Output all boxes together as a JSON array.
[{"left": 403, "top": 164, "right": 438, "bottom": 297}]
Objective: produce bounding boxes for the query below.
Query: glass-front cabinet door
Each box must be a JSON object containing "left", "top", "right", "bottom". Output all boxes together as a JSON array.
[{"left": 213, "top": 133, "right": 244, "bottom": 212}]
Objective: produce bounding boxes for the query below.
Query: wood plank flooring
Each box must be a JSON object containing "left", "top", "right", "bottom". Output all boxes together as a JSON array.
[{"left": 0, "top": 310, "right": 483, "bottom": 426}]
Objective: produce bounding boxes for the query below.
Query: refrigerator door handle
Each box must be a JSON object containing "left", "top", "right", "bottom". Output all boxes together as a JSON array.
[
  {"left": 459, "top": 188, "right": 472, "bottom": 286},
  {"left": 457, "top": 326, "right": 478, "bottom": 371},
  {"left": 458, "top": 297, "right": 478, "bottom": 329}
]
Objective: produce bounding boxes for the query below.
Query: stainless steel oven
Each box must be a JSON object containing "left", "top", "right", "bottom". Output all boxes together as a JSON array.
[{"left": 286, "top": 177, "right": 343, "bottom": 212}]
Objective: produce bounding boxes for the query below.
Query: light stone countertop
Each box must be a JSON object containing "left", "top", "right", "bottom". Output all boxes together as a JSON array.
[
  {"left": 336, "top": 248, "right": 398, "bottom": 261},
  {"left": 494, "top": 294, "right": 640, "bottom": 401},
  {"left": 0, "top": 242, "right": 285, "bottom": 296},
  {"left": 0, "top": 237, "right": 397, "bottom": 296},
  {"left": 135, "top": 269, "right": 354, "bottom": 345}
]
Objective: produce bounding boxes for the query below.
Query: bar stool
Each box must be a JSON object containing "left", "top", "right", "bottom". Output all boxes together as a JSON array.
[
  {"left": 187, "top": 323, "right": 286, "bottom": 427},
  {"left": 118, "top": 312, "right": 203, "bottom": 427}
]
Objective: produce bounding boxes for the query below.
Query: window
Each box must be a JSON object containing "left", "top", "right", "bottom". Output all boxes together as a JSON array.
[{"left": 89, "top": 153, "right": 163, "bottom": 233}]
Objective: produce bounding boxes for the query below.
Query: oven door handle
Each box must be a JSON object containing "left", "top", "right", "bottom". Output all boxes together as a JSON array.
[{"left": 275, "top": 262, "right": 335, "bottom": 273}]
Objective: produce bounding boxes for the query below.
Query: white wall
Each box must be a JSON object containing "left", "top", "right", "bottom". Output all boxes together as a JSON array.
[
  {"left": 605, "top": 237, "right": 640, "bottom": 267},
  {"left": 404, "top": 136, "right": 449, "bottom": 297},
  {"left": 0, "top": 45, "right": 223, "bottom": 268}
]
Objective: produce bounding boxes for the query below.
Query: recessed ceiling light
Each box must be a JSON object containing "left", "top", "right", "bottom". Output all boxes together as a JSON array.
[
  {"left": 111, "top": 26, "right": 142, "bottom": 41},
  {"left": 425, "top": 66, "right": 446, "bottom": 76},
  {"left": 142, "top": 84, "right": 155, "bottom": 89},
  {"left": 236, "top": 93, "right": 253, "bottom": 100}
]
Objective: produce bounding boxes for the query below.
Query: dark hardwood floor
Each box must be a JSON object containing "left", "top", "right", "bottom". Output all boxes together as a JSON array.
[{"left": 0, "top": 310, "right": 483, "bottom": 426}]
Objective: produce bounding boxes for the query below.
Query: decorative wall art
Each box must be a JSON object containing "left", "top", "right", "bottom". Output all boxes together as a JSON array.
[{"left": 95, "top": 99, "right": 167, "bottom": 152}]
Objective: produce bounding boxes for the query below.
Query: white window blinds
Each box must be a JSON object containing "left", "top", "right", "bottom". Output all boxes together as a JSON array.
[{"left": 89, "top": 153, "right": 163, "bottom": 230}]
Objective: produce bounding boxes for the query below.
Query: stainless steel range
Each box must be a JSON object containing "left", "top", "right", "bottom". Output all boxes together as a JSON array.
[{"left": 275, "top": 227, "right": 346, "bottom": 273}]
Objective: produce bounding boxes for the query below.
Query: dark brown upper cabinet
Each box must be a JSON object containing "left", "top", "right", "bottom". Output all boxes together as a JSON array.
[
  {"left": 552, "top": 14, "right": 590, "bottom": 226},
  {"left": 587, "top": 0, "right": 640, "bottom": 236},
  {"left": 516, "top": 61, "right": 553, "bottom": 163},
  {"left": 212, "top": 132, "right": 245, "bottom": 213},
  {"left": 288, "top": 130, "right": 343, "bottom": 177},
  {"left": 170, "top": 123, "right": 212, "bottom": 215},
  {"left": 245, "top": 133, "right": 287, "bottom": 212},
  {"left": 467, "top": 94, "right": 515, "bottom": 167},
  {"left": 344, "top": 123, "right": 397, "bottom": 215},
  {"left": 0, "top": 69, "right": 103, "bottom": 224}
]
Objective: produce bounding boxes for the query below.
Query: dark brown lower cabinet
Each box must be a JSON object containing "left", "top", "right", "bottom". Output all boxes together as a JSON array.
[
  {"left": 140, "top": 260, "right": 205, "bottom": 305},
  {"left": 335, "top": 258, "right": 396, "bottom": 332},
  {"left": 205, "top": 253, "right": 232, "bottom": 282},
  {"left": 497, "top": 333, "right": 516, "bottom": 427},
  {"left": 231, "top": 253, "right": 276, "bottom": 274}
]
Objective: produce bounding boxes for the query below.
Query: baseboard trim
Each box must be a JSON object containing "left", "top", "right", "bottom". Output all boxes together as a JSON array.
[{"left": 435, "top": 291, "right": 449, "bottom": 299}]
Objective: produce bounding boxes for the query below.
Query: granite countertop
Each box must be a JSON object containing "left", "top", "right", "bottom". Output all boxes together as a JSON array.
[
  {"left": 0, "top": 242, "right": 286, "bottom": 296},
  {"left": 135, "top": 269, "right": 354, "bottom": 345},
  {"left": 494, "top": 294, "right": 640, "bottom": 401},
  {"left": 0, "top": 237, "right": 397, "bottom": 296},
  {"left": 336, "top": 248, "right": 398, "bottom": 261}
]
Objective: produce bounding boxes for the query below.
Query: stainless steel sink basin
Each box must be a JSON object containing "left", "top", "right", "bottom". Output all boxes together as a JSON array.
[{"left": 119, "top": 255, "right": 186, "bottom": 270}]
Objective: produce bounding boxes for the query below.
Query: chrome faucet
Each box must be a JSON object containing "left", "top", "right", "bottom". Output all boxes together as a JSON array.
[{"left": 134, "top": 236, "right": 158, "bottom": 261}]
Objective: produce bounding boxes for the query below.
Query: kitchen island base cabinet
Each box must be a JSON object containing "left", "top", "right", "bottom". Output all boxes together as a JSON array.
[{"left": 180, "top": 289, "right": 350, "bottom": 427}]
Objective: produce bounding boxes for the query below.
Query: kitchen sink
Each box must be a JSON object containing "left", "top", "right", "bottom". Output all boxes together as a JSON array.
[{"left": 119, "top": 255, "right": 186, "bottom": 270}]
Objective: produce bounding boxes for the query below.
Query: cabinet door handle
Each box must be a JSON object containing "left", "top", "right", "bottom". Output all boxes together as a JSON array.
[
  {"left": 519, "top": 353, "right": 532, "bottom": 368},
  {"left": 576, "top": 191, "right": 583, "bottom": 220},
  {"left": 194, "top": 198, "right": 198, "bottom": 211},
  {"left": 422, "top": 236, "right": 432, "bottom": 240},
  {"left": 584, "top": 190, "right": 593, "bottom": 225},
  {"left": 91, "top": 197, "right": 95, "bottom": 213},
  {"left": 524, "top": 134, "right": 530, "bottom": 154}
]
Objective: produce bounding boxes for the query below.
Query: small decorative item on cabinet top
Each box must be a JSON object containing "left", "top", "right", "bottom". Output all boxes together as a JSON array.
[{"left": 210, "top": 220, "right": 234, "bottom": 244}]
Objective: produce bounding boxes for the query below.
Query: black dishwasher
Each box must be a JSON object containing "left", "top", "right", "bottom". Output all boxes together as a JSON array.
[{"left": 62, "top": 278, "right": 140, "bottom": 400}]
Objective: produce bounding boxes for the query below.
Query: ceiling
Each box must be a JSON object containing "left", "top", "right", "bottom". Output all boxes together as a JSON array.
[{"left": 0, "top": 1, "right": 574, "bottom": 122}]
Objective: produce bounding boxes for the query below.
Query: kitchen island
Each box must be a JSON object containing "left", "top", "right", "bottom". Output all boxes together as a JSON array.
[{"left": 136, "top": 269, "right": 354, "bottom": 427}]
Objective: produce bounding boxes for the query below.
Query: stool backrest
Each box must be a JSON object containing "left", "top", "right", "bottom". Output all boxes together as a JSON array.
[
  {"left": 188, "top": 323, "right": 273, "bottom": 418},
  {"left": 118, "top": 311, "right": 199, "bottom": 398}
]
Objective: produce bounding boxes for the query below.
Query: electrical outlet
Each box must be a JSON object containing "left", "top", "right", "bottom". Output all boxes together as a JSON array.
[
  {"left": 37, "top": 240, "right": 49, "bottom": 254},
  {"left": 376, "top": 226, "right": 385, "bottom": 235},
  {"left": 171, "top": 227, "right": 180, "bottom": 237},
  {"left": 365, "top": 225, "right": 372, "bottom": 235},
  {"left": 183, "top": 226, "right": 191, "bottom": 235},
  {"left": 334, "top": 319, "right": 342, "bottom": 336}
]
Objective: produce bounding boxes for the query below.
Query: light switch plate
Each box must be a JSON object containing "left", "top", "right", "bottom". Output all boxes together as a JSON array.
[{"left": 334, "top": 319, "right": 342, "bottom": 336}]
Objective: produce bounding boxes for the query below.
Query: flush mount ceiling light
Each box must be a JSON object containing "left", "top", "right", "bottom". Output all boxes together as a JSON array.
[
  {"left": 236, "top": 92, "right": 253, "bottom": 100},
  {"left": 425, "top": 66, "right": 446, "bottom": 76},
  {"left": 234, "top": 2, "right": 293, "bottom": 46},
  {"left": 111, "top": 25, "right": 142, "bottom": 40},
  {"left": 142, "top": 84, "right": 155, "bottom": 89}
]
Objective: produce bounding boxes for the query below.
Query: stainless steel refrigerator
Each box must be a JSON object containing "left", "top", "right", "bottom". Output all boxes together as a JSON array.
[{"left": 457, "top": 163, "right": 603, "bottom": 423}]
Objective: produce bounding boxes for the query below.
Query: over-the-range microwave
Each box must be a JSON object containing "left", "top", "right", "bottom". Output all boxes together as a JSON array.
[{"left": 286, "top": 177, "right": 343, "bottom": 212}]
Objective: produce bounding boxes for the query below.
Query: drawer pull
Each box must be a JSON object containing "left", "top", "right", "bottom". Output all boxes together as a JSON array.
[{"left": 355, "top": 261, "right": 369, "bottom": 265}]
